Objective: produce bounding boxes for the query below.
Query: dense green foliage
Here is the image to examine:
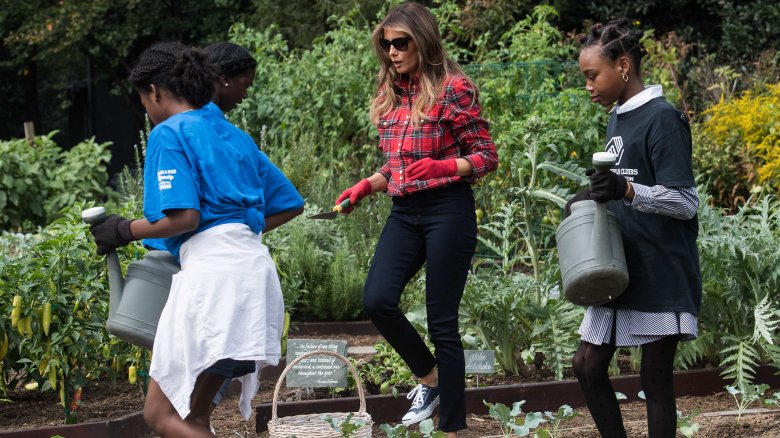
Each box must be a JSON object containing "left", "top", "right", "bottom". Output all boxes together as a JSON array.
[
  {"left": 1, "top": 0, "right": 780, "bottom": 420},
  {"left": 0, "top": 133, "right": 112, "bottom": 231},
  {"left": 0, "top": 206, "right": 143, "bottom": 419}
]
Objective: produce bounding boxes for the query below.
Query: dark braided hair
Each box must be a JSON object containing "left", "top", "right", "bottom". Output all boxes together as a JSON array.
[
  {"left": 205, "top": 42, "right": 257, "bottom": 78},
  {"left": 581, "top": 19, "right": 648, "bottom": 73},
  {"left": 129, "top": 41, "right": 218, "bottom": 107}
]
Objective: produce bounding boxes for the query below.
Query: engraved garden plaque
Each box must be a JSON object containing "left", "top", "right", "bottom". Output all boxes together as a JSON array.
[{"left": 285, "top": 339, "right": 349, "bottom": 388}]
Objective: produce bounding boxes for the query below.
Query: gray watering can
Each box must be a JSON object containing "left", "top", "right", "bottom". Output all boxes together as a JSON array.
[
  {"left": 555, "top": 152, "right": 629, "bottom": 306},
  {"left": 81, "top": 207, "right": 179, "bottom": 350}
]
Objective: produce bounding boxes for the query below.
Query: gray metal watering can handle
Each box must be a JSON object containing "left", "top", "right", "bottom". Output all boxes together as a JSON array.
[
  {"left": 590, "top": 152, "right": 618, "bottom": 266},
  {"left": 81, "top": 207, "right": 123, "bottom": 322}
]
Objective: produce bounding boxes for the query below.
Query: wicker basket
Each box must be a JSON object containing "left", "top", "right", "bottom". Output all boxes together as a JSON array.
[{"left": 267, "top": 350, "right": 373, "bottom": 438}]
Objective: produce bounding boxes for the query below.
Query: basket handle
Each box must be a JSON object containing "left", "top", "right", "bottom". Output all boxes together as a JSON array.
[{"left": 271, "top": 349, "right": 367, "bottom": 420}]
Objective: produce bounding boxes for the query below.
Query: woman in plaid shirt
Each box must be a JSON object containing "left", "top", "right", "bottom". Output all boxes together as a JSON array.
[{"left": 335, "top": 3, "right": 497, "bottom": 435}]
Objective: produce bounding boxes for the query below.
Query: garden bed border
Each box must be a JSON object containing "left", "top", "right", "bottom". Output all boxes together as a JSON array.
[
  {"left": 255, "top": 366, "right": 780, "bottom": 432},
  {"left": 0, "top": 410, "right": 149, "bottom": 438}
]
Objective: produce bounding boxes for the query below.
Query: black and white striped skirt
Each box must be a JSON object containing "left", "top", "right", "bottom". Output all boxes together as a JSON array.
[{"left": 578, "top": 306, "right": 698, "bottom": 346}]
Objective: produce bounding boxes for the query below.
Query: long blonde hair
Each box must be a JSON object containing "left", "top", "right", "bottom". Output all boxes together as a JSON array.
[{"left": 369, "top": 2, "right": 474, "bottom": 126}]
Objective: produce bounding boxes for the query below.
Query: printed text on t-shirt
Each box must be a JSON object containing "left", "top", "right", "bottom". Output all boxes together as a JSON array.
[{"left": 157, "top": 169, "right": 177, "bottom": 191}]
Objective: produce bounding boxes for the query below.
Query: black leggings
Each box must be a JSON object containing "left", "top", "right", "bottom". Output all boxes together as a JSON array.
[{"left": 572, "top": 335, "right": 680, "bottom": 438}]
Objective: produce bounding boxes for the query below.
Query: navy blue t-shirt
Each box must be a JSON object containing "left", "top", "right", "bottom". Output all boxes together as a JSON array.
[
  {"left": 604, "top": 97, "right": 702, "bottom": 315},
  {"left": 142, "top": 103, "right": 304, "bottom": 256}
]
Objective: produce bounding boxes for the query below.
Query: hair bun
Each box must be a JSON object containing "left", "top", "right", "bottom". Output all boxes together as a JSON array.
[{"left": 130, "top": 41, "right": 218, "bottom": 108}]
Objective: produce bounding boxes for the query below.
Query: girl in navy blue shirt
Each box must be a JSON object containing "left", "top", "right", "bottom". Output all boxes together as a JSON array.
[{"left": 572, "top": 19, "right": 701, "bottom": 437}]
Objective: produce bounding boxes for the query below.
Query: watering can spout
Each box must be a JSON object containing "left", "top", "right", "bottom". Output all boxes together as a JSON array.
[{"left": 81, "top": 207, "right": 124, "bottom": 321}]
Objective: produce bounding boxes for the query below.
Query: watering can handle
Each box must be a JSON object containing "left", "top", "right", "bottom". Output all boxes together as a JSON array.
[
  {"left": 590, "top": 153, "right": 618, "bottom": 265},
  {"left": 81, "top": 206, "right": 123, "bottom": 321},
  {"left": 592, "top": 151, "right": 617, "bottom": 173}
]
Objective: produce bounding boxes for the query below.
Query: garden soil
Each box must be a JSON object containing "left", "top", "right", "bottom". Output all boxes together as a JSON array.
[{"left": 2, "top": 332, "right": 780, "bottom": 437}]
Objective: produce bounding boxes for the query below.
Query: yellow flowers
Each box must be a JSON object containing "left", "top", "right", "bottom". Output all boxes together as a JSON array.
[{"left": 704, "top": 83, "right": 780, "bottom": 188}]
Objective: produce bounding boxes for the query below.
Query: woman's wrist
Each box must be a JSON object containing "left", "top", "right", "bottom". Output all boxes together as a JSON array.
[
  {"left": 454, "top": 158, "right": 473, "bottom": 177},
  {"left": 367, "top": 173, "right": 388, "bottom": 192}
]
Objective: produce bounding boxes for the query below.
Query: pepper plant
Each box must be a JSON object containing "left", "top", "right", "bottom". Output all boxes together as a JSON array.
[{"left": 0, "top": 205, "right": 145, "bottom": 422}]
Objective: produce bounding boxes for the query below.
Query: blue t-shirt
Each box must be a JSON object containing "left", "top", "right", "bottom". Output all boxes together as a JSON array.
[{"left": 142, "top": 102, "right": 304, "bottom": 256}]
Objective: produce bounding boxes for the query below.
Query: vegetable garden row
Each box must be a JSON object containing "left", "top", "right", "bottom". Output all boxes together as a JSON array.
[{"left": 2, "top": 3, "right": 779, "bottom": 426}]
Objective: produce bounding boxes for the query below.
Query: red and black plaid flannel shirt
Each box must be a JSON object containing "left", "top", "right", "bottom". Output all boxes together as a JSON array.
[{"left": 376, "top": 74, "right": 498, "bottom": 197}]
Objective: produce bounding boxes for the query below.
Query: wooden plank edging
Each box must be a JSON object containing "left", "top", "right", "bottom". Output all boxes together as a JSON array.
[
  {"left": 255, "top": 366, "right": 780, "bottom": 432},
  {"left": 0, "top": 411, "right": 149, "bottom": 438}
]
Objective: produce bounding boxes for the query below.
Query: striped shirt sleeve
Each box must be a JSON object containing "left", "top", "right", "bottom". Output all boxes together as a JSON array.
[{"left": 627, "top": 183, "right": 698, "bottom": 220}]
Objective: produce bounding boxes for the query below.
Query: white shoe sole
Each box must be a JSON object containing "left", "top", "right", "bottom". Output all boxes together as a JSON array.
[{"left": 401, "top": 396, "right": 440, "bottom": 426}]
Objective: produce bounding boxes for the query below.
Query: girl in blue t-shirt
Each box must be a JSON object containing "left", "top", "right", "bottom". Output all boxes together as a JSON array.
[
  {"left": 89, "top": 42, "right": 304, "bottom": 437},
  {"left": 571, "top": 19, "right": 701, "bottom": 437}
]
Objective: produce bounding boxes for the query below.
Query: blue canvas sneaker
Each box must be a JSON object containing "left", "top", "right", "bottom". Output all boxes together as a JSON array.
[{"left": 401, "top": 383, "right": 440, "bottom": 426}]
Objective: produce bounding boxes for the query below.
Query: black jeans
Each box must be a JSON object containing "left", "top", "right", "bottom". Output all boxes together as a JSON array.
[{"left": 363, "top": 183, "right": 477, "bottom": 432}]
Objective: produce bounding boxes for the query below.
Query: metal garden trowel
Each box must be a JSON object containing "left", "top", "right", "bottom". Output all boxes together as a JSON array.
[{"left": 308, "top": 198, "right": 353, "bottom": 220}]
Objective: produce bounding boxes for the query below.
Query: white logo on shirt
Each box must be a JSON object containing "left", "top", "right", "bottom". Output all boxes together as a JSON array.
[
  {"left": 157, "top": 169, "right": 176, "bottom": 190},
  {"left": 604, "top": 137, "right": 638, "bottom": 181},
  {"left": 605, "top": 136, "right": 625, "bottom": 165}
]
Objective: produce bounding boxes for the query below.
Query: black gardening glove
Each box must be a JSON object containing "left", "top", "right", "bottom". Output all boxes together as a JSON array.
[
  {"left": 89, "top": 214, "right": 135, "bottom": 255},
  {"left": 564, "top": 189, "right": 591, "bottom": 218},
  {"left": 587, "top": 168, "right": 628, "bottom": 203}
]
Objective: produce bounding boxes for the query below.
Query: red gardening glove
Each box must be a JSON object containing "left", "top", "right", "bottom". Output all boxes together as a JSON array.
[
  {"left": 335, "top": 179, "right": 373, "bottom": 213},
  {"left": 405, "top": 158, "right": 458, "bottom": 181}
]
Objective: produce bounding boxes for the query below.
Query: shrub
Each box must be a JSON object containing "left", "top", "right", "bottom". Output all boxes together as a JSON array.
[
  {"left": 0, "top": 133, "right": 113, "bottom": 231},
  {"left": 697, "top": 83, "right": 780, "bottom": 209},
  {"left": 264, "top": 203, "right": 381, "bottom": 321},
  {"left": 0, "top": 205, "right": 143, "bottom": 421},
  {"left": 676, "top": 194, "right": 780, "bottom": 384}
]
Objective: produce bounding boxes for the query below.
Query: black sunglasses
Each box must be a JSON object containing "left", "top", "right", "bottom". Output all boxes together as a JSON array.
[{"left": 379, "top": 36, "right": 412, "bottom": 52}]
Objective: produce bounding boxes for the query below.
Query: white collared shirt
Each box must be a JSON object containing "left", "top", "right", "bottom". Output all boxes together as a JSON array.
[{"left": 611, "top": 85, "right": 663, "bottom": 114}]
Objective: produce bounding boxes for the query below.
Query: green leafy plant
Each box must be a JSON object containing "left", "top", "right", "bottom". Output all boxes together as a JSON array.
[
  {"left": 0, "top": 204, "right": 145, "bottom": 422},
  {"left": 482, "top": 115, "right": 580, "bottom": 278},
  {"left": 726, "top": 383, "right": 772, "bottom": 425},
  {"left": 323, "top": 413, "right": 368, "bottom": 437},
  {"left": 0, "top": 133, "right": 113, "bottom": 231},
  {"left": 676, "top": 408, "right": 701, "bottom": 437},
  {"left": 687, "top": 195, "right": 780, "bottom": 384},
  {"left": 379, "top": 418, "right": 446, "bottom": 438},
  {"left": 484, "top": 400, "right": 546, "bottom": 437},
  {"left": 263, "top": 207, "right": 374, "bottom": 320},
  {"left": 356, "top": 341, "right": 415, "bottom": 397},
  {"left": 459, "top": 273, "right": 537, "bottom": 376},
  {"left": 539, "top": 405, "right": 582, "bottom": 438},
  {"left": 527, "top": 299, "right": 581, "bottom": 380},
  {"left": 486, "top": 5, "right": 574, "bottom": 63}
]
